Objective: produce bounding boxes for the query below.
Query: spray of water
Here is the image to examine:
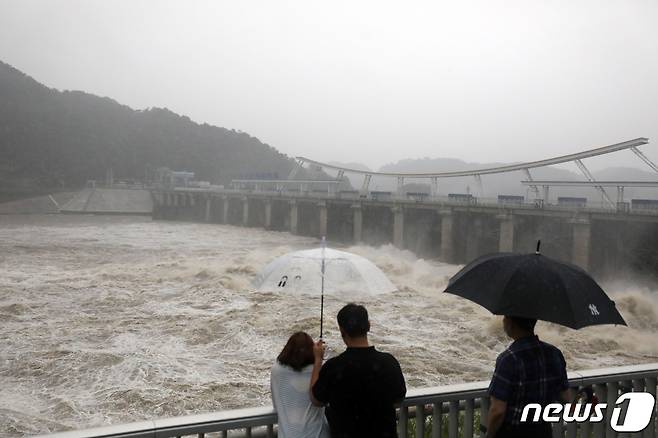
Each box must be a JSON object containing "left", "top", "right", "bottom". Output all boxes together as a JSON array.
[{"left": 0, "top": 215, "right": 656, "bottom": 436}]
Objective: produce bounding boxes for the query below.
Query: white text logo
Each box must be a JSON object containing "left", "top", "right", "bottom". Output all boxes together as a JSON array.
[{"left": 520, "top": 392, "right": 655, "bottom": 432}]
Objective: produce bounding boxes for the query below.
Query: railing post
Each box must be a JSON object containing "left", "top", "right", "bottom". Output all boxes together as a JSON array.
[
  {"left": 433, "top": 402, "right": 443, "bottom": 438},
  {"left": 29, "top": 363, "right": 658, "bottom": 438},
  {"left": 594, "top": 384, "right": 608, "bottom": 438},
  {"left": 416, "top": 404, "right": 426, "bottom": 438},
  {"left": 646, "top": 377, "right": 657, "bottom": 438},
  {"left": 580, "top": 419, "right": 591, "bottom": 438},
  {"left": 566, "top": 420, "right": 577, "bottom": 438},
  {"left": 399, "top": 405, "right": 408, "bottom": 438},
  {"left": 606, "top": 381, "right": 619, "bottom": 438},
  {"left": 464, "top": 398, "right": 474, "bottom": 438},
  {"left": 449, "top": 400, "right": 459, "bottom": 438},
  {"left": 552, "top": 420, "right": 564, "bottom": 438},
  {"left": 479, "top": 396, "right": 489, "bottom": 438}
]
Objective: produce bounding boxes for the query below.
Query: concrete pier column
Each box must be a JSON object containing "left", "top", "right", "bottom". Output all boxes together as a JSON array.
[
  {"left": 571, "top": 217, "right": 591, "bottom": 270},
  {"left": 497, "top": 213, "right": 515, "bottom": 252},
  {"left": 221, "top": 196, "right": 229, "bottom": 224},
  {"left": 318, "top": 201, "right": 328, "bottom": 238},
  {"left": 242, "top": 197, "right": 249, "bottom": 226},
  {"left": 264, "top": 200, "right": 272, "bottom": 230},
  {"left": 392, "top": 205, "right": 404, "bottom": 249},
  {"left": 289, "top": 200, "right": 298, "bottom": 234},
  {"left": 204, "top": 196, "right": 212, "bottom": 222},
  {"left": 439, "top": 209, "right": 454, "bottom": 263},
  {"left": 351, "top": 204, "right": 363, "bottom": 243},
  {"left": 466, "top": 217, "right": 483, "bottom": 261}
]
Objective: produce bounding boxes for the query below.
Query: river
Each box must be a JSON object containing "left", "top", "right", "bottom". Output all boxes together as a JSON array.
[{"left": 1, "top": 215, "right": 657, "bottom": 436}]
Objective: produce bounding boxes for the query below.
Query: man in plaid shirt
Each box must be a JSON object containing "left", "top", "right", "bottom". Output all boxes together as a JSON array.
[{"left": 486, "top": 316, "right": 572, "bottom": 438}]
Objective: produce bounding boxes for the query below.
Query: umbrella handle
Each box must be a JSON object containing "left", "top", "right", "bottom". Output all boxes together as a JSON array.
[
  {"left": 320, "top": 236, "right": 326, "bottom": 339},
  {"left": 536, "top": 240, "right": 541, "bottom": 254}
]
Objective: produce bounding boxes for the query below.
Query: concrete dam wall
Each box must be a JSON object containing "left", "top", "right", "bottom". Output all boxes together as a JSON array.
[
  {"left": 60, "top": 188, "right": 153, "bottom": 214},
  {"left": 153, "top": 189, "right": 658, "bottom": 280},
  {"left": 0, "top": 188, "right": 153, "bottom": 215}
]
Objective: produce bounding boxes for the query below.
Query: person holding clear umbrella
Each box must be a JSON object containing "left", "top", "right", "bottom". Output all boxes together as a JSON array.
[{"left": 271, "top": 332, "right": 330, "bottom": 438}]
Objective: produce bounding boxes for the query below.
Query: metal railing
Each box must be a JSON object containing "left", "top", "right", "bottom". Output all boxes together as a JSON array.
[
  {"left": 38, "top": 362, "right": 658, "bottom": 438},
  {"left": 155, "top": 187, "right": 658, "bottom": 217}
]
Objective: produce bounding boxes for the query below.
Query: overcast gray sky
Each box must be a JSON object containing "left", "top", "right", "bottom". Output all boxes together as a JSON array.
[{"left": 1, "top": 0, "right": 657, "bottom": 171}]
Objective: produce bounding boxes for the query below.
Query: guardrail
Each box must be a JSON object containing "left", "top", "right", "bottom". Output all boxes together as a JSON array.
[{"left": 37, "top": 362, "right": 658, "bottom": 438}]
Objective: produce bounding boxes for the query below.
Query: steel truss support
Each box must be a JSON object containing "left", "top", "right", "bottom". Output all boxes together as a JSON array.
[
  {"left": 473, "top": 174, "right": 484, "bottom": 197},
  {"left": 630, "top": 146, "right": 658, "bottom": 173},
  {"left": 574, "top": 159, "right": 615, "bottom": 207},
  {"left": 287, "top": 159, "right": 304, "bottom": 180},
  {"left": 523, "top": 168, "right": 540, "bottom": 198},
  {"left": 617, "top": 186, "right": 624, "bottom": 203},
  {"left": 361, "top": 174, "right": 372, "bottom": 194},
  {"left": 430, "top": 177, "right": 439, "bottom": 198},
  {"left": 397, "top": 176, "right": 405, "bottom": 195}
]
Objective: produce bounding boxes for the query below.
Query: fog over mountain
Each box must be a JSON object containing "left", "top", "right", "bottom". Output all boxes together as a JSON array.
[
  {"left": 0, "top": 61, "right": 303, "bottom": 198},
  {"left": 1, "top": 59, "right": 655, "bottom": 204}
]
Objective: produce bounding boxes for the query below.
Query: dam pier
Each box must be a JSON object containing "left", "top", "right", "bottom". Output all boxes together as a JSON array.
[
  {"left": 152, "top": 188, "right": 658, "bottom": 274},
  {"left": 152, "top": 138, "right": 658, "bottom": 275}
]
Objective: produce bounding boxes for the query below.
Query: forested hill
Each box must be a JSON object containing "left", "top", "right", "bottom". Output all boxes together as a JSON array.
[{"left": 0, "top": 60, "right": 298, "bottom": 191}]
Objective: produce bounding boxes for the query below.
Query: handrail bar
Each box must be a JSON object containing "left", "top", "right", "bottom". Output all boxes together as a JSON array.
[{"left": 36, "top": 362, "right": 658, "bottom": 438}]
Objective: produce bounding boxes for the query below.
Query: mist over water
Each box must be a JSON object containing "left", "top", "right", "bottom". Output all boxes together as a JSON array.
[{"left": 1, "top": 215, "right": 657, "bottom": 436}]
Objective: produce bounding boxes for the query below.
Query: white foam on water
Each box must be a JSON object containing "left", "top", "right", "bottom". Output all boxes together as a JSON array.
[{"left": 0, "top": 215, "right": 656, "bottom": 436}]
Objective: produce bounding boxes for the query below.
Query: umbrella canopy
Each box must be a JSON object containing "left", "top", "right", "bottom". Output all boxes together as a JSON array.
[
  {"left": 253, "top": 248, "right": 397, "bottom": 296},
  {"left": 444, "top": 252, "right": 626, "bottom": 329}
]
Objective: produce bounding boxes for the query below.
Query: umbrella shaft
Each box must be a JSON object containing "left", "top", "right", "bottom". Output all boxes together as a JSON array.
[{"left": 320, "top": 274, "right": 324, "bottom": 339}]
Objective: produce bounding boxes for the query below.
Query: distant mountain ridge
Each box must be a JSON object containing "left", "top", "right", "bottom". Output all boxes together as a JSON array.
[{"left": 0, "top": 60, "right": 301, "bottom": 193}]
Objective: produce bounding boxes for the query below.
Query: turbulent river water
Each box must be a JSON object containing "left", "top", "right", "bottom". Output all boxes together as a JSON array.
[{"left": 1, "top": 215, "right": 658, "bottom": 436}]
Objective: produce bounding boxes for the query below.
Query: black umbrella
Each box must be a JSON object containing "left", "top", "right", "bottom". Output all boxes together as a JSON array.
[{"left": 444, "top": 242, "right": 626, "bottom": 329}]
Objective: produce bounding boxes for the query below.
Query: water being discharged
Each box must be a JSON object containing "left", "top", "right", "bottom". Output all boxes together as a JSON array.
[{"left": 1, "top": 215, "right": 657, "bottom": 436}]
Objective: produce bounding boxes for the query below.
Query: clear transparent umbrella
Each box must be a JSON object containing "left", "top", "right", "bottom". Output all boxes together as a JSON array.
[{"left": 253, "top": 243, "right": 397, "bottom": 336}]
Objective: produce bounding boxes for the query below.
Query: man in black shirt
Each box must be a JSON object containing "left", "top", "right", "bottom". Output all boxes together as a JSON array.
[{"left": 310, "top": 303, "right": 406, "bottom": 438}]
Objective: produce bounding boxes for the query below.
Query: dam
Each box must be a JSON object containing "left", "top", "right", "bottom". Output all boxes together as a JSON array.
[{"left": 152, "top": 187, "right": 658, "bottom": 276}]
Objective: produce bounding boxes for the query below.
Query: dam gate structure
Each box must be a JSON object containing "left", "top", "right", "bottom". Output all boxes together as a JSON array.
[{"left": 153, "top": 139, "right": 658, "bottom": 276}]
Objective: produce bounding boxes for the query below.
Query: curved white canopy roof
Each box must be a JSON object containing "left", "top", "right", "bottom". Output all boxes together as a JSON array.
[{"left": 253, "top": 248, "right": 397, "bottom": 296}]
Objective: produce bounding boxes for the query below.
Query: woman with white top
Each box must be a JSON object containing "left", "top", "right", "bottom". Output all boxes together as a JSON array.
[{"left": 271, "top": 332, "right": 330, "bottom": 438}]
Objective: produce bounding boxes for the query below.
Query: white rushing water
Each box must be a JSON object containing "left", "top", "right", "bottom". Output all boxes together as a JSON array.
[{"left": 1, "top": 215, "right": 657, "bottom": 436}]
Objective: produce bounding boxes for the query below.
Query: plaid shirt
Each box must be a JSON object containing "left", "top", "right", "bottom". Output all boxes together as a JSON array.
[{"left": 488, "top": 335, "right": 569, "bottom": 425}]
